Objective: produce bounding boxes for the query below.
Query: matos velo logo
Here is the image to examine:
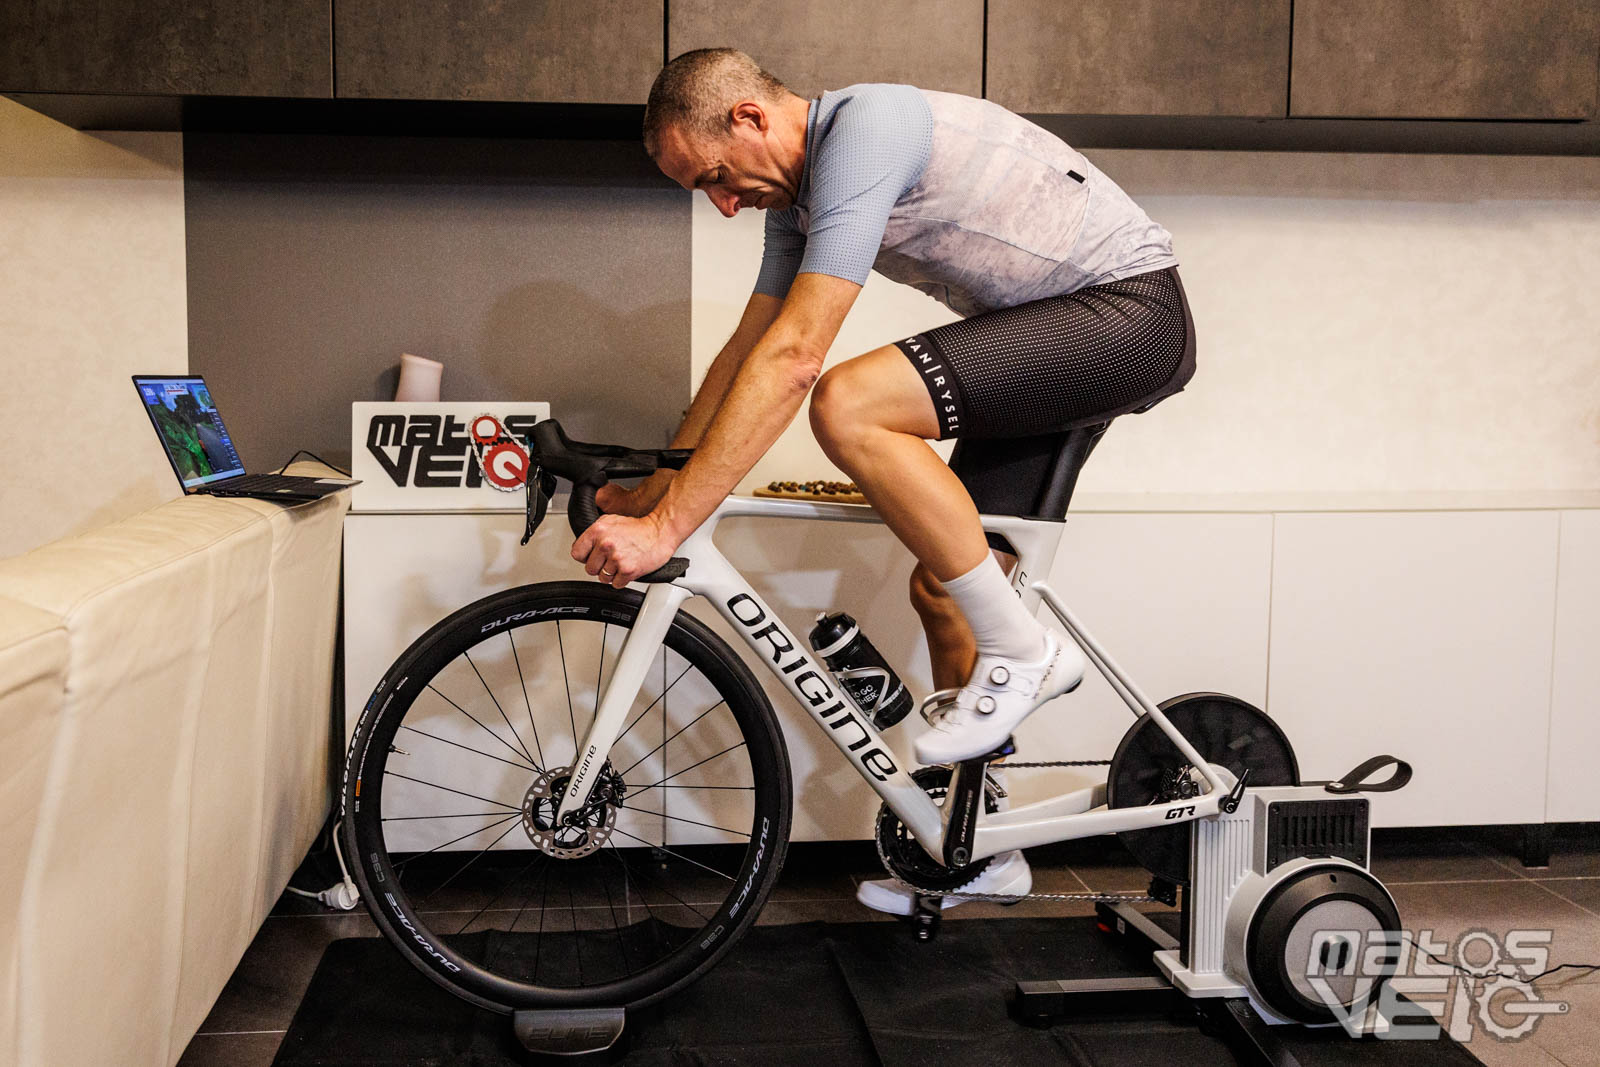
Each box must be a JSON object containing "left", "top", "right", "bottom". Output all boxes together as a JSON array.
[
  {"left": 366, "top": 412, "right": 536, "bottom": 491},
  {"left": 1309, "top": 925, "right": 1571, "bottom": 1043}
]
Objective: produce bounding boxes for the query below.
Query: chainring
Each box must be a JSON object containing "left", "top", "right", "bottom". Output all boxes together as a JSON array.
[
  {"left": 875, "top": 765, "right": 1002, "bottom": 893},
  {"left": 1107, "top": 692, "right": 1299, "bottom": 885}
]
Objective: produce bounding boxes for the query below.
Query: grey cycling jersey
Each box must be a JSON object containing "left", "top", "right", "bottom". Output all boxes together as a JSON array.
[{"left": 754, "top": 84, "right": 1178, "bottom": 318}]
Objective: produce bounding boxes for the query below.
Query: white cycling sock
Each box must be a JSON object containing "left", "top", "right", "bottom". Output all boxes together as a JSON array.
[{"left": 940, "top": 554, "right": 1048, "bottom": 664}]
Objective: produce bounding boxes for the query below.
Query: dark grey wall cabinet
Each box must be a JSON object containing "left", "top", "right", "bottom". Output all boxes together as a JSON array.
[
  {"left": 0, "top": 0, "right": 330, "bottom": 96},
  {"left": 986, "top": 0, "right": 1291, "bottom": 116},
  {"left": 335, "top": 1, "right": 662, "bottom": 104},
  {"left": 1291, "top": 0, "right": 1600, "bottom": 119},
  {"left": 668, "top": 1, "right": 983, "bottom": 98}
]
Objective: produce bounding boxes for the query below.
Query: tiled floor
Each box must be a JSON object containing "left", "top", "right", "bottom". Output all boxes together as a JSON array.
[{"left": 178, "top": 827, "right": 1600, "bottom": 1067}]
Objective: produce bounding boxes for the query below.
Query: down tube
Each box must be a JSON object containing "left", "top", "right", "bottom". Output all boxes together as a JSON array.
[{"left": 682, "top": 549, "right": 945, "bottom": 854}]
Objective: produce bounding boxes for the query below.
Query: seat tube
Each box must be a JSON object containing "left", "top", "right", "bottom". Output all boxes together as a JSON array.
[{"left": 556, "top": 582, "right": 692, "bottom": 820}]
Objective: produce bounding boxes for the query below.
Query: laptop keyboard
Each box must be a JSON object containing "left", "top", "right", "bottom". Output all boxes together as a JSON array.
[{"left": 211, "top": 474, "right": 323, "bottom": 493}]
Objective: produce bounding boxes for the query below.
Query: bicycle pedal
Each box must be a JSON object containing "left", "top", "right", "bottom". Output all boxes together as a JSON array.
[{"left": 981, "top": 736, "right": 1017, "bottom": 762}]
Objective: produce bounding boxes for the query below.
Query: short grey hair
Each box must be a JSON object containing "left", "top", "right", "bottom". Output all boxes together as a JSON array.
[{"left": 643, "top": 48, "right": 789, "bottom": 157}]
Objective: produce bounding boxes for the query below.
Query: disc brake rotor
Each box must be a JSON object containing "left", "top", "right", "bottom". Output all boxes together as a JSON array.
[
  {"left": 521, "top": 763, "right": 622, "bottom": 859},
  {"left": 1107, "top": 693, "right": 1299, "bottom": 885}
]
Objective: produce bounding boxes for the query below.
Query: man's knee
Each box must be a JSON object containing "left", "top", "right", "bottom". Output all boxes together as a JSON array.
[{"left": 809, "top": 363, "right": 866, "bottom": 458}]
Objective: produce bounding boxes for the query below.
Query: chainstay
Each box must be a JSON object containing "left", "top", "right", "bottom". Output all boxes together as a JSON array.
[{"left": 875, "top": 755, "right": 1156, "bottom": 904}]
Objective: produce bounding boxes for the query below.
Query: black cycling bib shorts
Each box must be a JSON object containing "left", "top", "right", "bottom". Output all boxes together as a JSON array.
[{"left": 893, "top": 265, "right": 1196, "bottom": 518}]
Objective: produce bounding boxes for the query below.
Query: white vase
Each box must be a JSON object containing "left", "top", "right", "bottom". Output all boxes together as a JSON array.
[{"left": 394, "top": 352, "right": 443, "bottom": 402}]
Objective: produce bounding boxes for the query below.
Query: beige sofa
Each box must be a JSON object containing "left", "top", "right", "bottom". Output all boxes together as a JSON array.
[{"left": 0, "top": 467, "right": 348, "bottom": 1067}]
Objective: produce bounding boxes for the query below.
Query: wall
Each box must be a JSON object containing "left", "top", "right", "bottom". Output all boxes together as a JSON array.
[
  {"left": 0, "top": 98, "right": 188, "bottom": 559},
  {"left": 184, "top": 135, "right": 692, "bottom": 472},
  {"left": 693, "top": 150, "right": 1600, "bottom": 500}
]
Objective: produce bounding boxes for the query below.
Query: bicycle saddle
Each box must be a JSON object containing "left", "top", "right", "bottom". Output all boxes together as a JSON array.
[{"left": 521, "top": 419, "right": 694, "bottom": 582}]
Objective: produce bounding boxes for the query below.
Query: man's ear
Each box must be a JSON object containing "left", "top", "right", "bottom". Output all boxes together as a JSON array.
[{"left": 729, "top": 99, "right": 768, "bottom": 134}]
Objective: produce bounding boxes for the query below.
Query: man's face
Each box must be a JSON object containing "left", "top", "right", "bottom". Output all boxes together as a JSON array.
[{"left": 654, "top": 105, "right": 797, "bottom": 218}]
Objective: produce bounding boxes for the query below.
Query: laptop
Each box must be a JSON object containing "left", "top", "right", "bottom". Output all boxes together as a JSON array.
[{"left": 133, "top": 375, "right": 359, "bottom": 501}]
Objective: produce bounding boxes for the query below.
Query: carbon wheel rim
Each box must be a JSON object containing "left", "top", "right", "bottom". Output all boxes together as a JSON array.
[{"left": 344, "top": 583, "right": 790, "bottom": 1011}]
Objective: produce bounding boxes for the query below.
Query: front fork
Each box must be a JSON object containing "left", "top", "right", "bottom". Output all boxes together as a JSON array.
[{"left": 555, "top": 582, "right": 692, "bottom": 824}]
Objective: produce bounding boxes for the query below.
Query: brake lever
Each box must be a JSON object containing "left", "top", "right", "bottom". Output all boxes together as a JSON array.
[{"left": 521, "top": 455, "right": 557, "bottom": 546}]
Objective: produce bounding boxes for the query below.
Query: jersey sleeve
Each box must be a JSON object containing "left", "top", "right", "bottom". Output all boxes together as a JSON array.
[
  {"left": 798, "top": 87, "right": 932, "bottom": 287},
  {"left": 753, "top": 208, "right": 807, "bottom": 299},
  {"left": 751, "top": 85, "right": 932, "bottom": 299}
]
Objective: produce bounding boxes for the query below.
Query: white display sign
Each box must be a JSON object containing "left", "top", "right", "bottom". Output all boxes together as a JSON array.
[{"left": 350, "top": 401, "right": 551, "bottom": 513}]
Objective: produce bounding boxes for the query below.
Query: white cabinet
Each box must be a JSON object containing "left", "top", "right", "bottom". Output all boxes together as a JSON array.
[
  {"left": 1266, "top": 511, "right": 1561, "bottom": 827},
  {"left": 344, "top": 505, "right": 1590, "bottom": 839},
  {"left": 1547, "top": 510, "right": 1600, "bottom": 822}
]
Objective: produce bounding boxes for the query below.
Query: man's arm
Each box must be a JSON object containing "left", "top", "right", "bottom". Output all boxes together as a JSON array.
[
  {"left": 599, "top": 292, "right": 782, "bottom": 516},
  {"left": 672, "top": 291, "right": 784, "bottom": 450},
  {"left": 655, "top": 271, "right": 861, "bottom": 542},
  {"left": 572, "top": 271, "right": 861, "bottom": 582}
]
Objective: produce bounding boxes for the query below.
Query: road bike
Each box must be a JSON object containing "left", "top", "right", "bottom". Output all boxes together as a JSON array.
[{"left": 341, "top": 418, "right": 1409, "bottom": 1048}]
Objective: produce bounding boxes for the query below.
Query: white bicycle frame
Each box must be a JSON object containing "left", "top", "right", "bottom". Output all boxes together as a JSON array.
[{"left": 556, "top": 495, "right": 1237, "bottom": 867}]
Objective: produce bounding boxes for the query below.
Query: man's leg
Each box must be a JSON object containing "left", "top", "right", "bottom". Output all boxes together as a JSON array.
[
  {"left": 808, "top": 345, "right": 1084, "bottom": 766},
  {"left": 909, "top": 553, "right": 1015, "bottom": 691}
]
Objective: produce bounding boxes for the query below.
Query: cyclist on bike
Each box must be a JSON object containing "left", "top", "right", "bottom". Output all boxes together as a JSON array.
[{"left": 574, "top": 48, "right": 1196, "bottom": 913}]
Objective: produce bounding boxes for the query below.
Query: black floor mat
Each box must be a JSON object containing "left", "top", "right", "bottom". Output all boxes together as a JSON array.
[{"left": 274, "top": 917, "right": 1482, "bottom": 1066}]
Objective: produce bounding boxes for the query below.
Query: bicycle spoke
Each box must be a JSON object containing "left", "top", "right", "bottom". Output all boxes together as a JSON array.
[
  {"left": 609, "top": 825, "right": 735, "bottom": 883},
  {"left": 618, "top": 701, "right": 728, "bottom": 778},
  {"left": 415, "top": 818, "right": 525, "bottom": 906},
  {"left": 456, "top": 852, "right": 548, "bottom": 935},
  {"left": 568, "top": 869, "right": 583, "bottom": 986},
  {"left": 399, "top": 724, "right": 537, "bottom": 774},
  {"left": 383, "top": 770, "right": 523, "bottom": 812},
  {"left": 383, "top": 811, "right": 522, "bottom": 822},
  {"left": 393, "top": 812, "right": 523, "bottom": 871},
  {"left": 508, "top": 630, "right": 548, "bottom": 772},
  {"left": 556, "top": 621, "right": 578, "bottom": 762},
  {"left": 534, "top": 861, "right": 552, "bottom": 982},
  {"left": 464, "top": 649, "right": 538, "bottom": 769},
  {"left": 624, "top": 783, "right": 754, "bottom": 791},
  {"left": 606, "top": 840, "right": 714, "bottom": 920},
  {"left": 425, "top": 684, "right": 539, "bottom": 770},
  {"left": 597, "top": 862, "right": 633, "bottom": 975},
  {"left": 592, "top": 622, "right": 608, "bottom": 739},
  {"left": 614, "top": 661, "right": 694, "bottom": 750},
  {"left": 620, "top": 804, "right": 751, "bottom": 839},
  {"left": 624, "top": 742, "right": 749, "bottom": 799}
]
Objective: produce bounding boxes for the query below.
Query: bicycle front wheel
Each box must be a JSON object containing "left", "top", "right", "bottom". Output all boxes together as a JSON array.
[{"left": 343, "top": 581, "right": 793, "bottom": 1012}]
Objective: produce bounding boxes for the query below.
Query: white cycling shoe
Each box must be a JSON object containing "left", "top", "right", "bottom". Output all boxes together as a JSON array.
[
  {"left": 913, "top": 630, "right": 1086, "bottom": 766},
  {"left": 855, "top": 850, "right": 1033, "bottom": 915}
]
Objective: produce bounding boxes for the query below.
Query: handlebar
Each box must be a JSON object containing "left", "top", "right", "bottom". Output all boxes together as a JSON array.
[{"left": 521, "top": 419, "right": 692, "bottom": 583}]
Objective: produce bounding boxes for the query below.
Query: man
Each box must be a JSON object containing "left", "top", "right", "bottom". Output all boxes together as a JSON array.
[{"left": 572, "top": 49, "right": 1196, "bottom": 912}]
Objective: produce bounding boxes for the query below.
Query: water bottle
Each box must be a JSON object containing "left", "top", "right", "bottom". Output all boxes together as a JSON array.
[{"left": 808, "top": 611, "right": 914, "bottom": 731}]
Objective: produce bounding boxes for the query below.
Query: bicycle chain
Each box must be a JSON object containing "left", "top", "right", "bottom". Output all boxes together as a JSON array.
[{"left": 876, "top": 758, "right": 1160, "bottom": 905}]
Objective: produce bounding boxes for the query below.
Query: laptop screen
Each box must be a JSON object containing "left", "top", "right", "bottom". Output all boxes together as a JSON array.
[{"left": 133, "top": 376, "right": 246, "bottom": 490}]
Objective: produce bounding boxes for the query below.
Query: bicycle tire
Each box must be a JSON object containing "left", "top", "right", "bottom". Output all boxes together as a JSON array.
[{"left": 343, "top": 581, "right": 793, "bottom": 1012}]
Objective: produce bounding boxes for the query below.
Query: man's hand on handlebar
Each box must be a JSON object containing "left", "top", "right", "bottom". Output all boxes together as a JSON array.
[
  {"left": 595, "top": 470, "right": 674, "bottom": 518},
  {"left": 571, "top": 509, "right": 683, "bottom": 588}
]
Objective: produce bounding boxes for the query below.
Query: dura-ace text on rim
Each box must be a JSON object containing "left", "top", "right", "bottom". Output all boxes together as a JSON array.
[{"left": 342, "top": 582, "right": 792, "bottom": 1012}]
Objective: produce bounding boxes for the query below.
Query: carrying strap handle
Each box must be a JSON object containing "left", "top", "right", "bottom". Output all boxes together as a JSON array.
[{"left": 1325, "top": 754, "right": 1412, "bottom": 794}]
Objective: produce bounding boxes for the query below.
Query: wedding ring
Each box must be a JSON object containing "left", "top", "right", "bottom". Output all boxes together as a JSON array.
[{"left": 601, "top": 569, "right": 617, "bottom": 578}]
